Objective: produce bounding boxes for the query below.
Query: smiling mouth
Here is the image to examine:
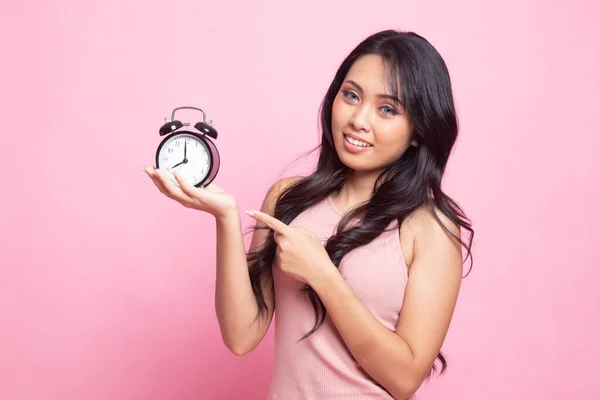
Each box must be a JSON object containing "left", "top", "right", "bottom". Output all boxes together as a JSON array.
[{"left": 344, "top": 134, "right": 373, "bottom": 148}]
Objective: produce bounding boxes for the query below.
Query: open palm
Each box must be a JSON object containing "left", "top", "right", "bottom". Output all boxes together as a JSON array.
[{"left": 144, "top": 166, "right": 237, "bottom": 218}]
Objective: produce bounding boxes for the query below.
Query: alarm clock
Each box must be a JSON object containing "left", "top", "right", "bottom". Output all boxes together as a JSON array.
[{"left": 155, "top": 106, "right": 220, "bottom": 188}]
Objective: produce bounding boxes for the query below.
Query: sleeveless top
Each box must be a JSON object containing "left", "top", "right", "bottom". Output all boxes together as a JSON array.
[{"left": 267, "top": 195, "right": 417, "bottom": 400}]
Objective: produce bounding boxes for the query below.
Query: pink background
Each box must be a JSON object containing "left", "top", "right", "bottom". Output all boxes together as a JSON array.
[{"left": 1, "top": 0, "right": 598, "bottom": 399}]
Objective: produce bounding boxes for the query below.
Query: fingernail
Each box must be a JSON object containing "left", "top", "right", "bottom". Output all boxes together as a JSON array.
[{"left": 245, "top": 210, "right": 255, "bottom": 216}]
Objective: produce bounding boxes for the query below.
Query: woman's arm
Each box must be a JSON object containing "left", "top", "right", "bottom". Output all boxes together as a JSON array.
[
  {"left": 215, "top": 176, "right": 301, "bottom": 355},
  {"left": 144, "top": 166, "right": 299, "bottom": 356}
]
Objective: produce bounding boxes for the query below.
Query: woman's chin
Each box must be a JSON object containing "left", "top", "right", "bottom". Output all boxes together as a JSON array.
[{"left": 338, "top": 156, "right": 385, "bottom": 177}]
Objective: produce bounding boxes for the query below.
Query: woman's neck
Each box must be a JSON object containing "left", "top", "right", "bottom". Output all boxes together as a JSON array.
[{"left": 332, "top": 170, "right": 381, "bottom": 214}]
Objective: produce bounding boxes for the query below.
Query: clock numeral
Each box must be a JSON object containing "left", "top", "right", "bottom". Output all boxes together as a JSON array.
[
  {"left": 175, "top": 140, "right": 181, "bottom": 146},
  {"left": 167, "top": 148, "right": 174, "bottom": 153}
]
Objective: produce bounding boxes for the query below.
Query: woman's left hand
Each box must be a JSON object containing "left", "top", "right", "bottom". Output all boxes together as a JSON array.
[{"left": 245, "top": 210, "right": 336, "bottom": 286}]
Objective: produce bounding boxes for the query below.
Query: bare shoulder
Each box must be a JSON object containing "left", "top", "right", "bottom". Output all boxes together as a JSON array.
[
  {"left": 406, "top": 204, "right": 461, "bottom": 241},
  {"left": 261, "top": 175, "right": 304, "bottom": 215},
  {"left": 400, "top": 203, "right": 462, "bottom": 268}
]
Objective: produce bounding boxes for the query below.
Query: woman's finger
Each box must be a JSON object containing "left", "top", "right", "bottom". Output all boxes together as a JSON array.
[
  {"left": 173, "top": 171, "right": 204, "bottom": 200},
  {"left": 153, "top": 168, "right": 194, "bottom": 204},
  {"left": 273, "top": 231, "right": 283, "bottom": 246},
  {"left": 145, "top": 167, "right": 176, "bottom": 199}
]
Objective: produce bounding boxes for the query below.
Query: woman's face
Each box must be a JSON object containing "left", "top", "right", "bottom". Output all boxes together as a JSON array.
[{"left": 331, "top": 54, "right": 417, "bottom": 175}]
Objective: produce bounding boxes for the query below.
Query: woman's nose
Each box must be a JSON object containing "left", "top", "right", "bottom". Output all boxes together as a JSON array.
[{"left": 348, "top": 105, "right": 372, "bottom": 132}]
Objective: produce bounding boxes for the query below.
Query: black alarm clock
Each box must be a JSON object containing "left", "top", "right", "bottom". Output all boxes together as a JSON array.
[{"left": 155, "top": 106, "right": 220, "bottom": 188}]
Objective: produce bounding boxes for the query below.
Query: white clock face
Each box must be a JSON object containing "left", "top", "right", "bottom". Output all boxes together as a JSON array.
[{"left": 157, "top": 133, "right": 211, "bottom": 187}]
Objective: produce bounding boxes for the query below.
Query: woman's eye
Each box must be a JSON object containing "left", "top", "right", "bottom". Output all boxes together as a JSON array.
[
  {"left": 380, "top": 106, "right": 399, "bottom": 116},
  {"left": 342, "top": 90, "right": 359, "bottom": 102}
]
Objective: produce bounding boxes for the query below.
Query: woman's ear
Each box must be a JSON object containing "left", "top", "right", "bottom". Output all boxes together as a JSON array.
[{"left": 411, "top": 138, "right": 419, "bottom": 147}]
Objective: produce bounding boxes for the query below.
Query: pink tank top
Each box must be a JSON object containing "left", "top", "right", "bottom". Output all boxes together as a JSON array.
[{"left": 268, "top": 195, "right": 416, "bottom": 400}]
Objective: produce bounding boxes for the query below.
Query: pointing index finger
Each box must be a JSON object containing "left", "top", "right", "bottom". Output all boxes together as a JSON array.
[{"left": 245, "top": 210, "right": 290, "bottom": 235}]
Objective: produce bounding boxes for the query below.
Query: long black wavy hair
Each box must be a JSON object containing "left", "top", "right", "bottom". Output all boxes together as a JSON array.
[{"left": 247, "top": 29, "right": 474, "bottom": 376}]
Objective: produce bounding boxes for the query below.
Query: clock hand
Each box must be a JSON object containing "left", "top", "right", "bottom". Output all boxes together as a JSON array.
[
  {"left": 171, "top": 160, "right": 185, "bottom": 169},
  {"left": 170, "top": 140, "right": 189, "bottom": 170}
]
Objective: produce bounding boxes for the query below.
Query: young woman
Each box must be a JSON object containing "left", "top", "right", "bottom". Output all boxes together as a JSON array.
[{"left": 145, "top": 29, "right": 474, "bottom": 400}]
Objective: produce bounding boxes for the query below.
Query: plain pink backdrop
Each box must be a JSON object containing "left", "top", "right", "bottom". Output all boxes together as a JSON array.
[{"left": 1, "top": 0, "right": 598, "bottom": 399}]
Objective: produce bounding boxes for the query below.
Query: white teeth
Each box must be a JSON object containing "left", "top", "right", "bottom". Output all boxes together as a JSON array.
[{"left": 345, "top": 135, "right": 371, "bottom": 147}]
